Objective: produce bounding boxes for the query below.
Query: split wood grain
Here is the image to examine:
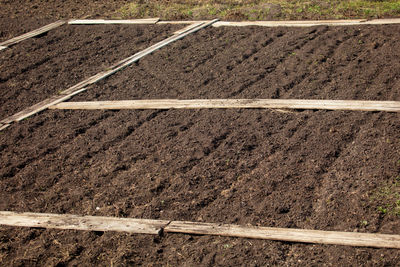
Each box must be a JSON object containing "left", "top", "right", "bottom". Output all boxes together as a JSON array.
[
  {"left": 0, "top": 20, "right": 66, "bottom": 47},
  {"left": 49, "top": 99, "right": 400, "bottom": 112}
]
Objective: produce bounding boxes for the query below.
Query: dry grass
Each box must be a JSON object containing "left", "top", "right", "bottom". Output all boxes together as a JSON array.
[{"left": 114, "top": 0, "right": 400, "bottom": 20}]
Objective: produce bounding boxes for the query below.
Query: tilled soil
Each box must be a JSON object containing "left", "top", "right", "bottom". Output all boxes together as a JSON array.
[
  {"left": 0, "top": 24, "right": 181, "bottom": 119},
  {"left": 1, "top": 24, "right": 400, "bottom": 266},
  {"left": 0, "top": 0, "right": 128, "bottom": 41}
]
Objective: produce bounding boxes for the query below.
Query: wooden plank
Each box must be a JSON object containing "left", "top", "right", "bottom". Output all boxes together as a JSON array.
[
  {"left": 62, "top": 19, "right": 219, "bottom": 88},
  {"left": 0, "top": 211, "right": 169, "bottom": 235},
  {"left": 0, "top": 124, "right": 10, "bottom": 131},
  {"left": 68, "top": 18, "right": 160, "bottom": 25},
  {"left": 0, "top": 94, "right": 74, "bottom": 124},
  {"left": 158, "top": 20, "right": 208, "bottom": 24},
  {"left": 173, "top": 22, "right": 205, "bottom": 35},
  {"left": 60, "top": 19, "right": 217, "bottom": 95},
  {"left": 213, "top": 18, "right": 400, "bottom": 27},
  {"left": 0, "top": 20, "right": 66, "bottom": 47},
  {"left": 165, "top": 221, "right": 400, "bottom": 249},
  {"left": 368, "top": 18, "right": 400, "bottom": 24},
  {"left": 49, "top": 99, "right": 400, "bottom": 112},
  {"left": 0, "top": 19, "right": 219, "bottom": 125},
  {"left": 213, "top": 20, "right": 365, "bottom": 27},
  {"left": 1, "top": 211, "right": 399, "bottom": 248}
]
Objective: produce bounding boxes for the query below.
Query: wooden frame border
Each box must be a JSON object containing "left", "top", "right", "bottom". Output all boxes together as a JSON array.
[
  {"left": 1, "top": 211, "right": 399, "bottom": 249},
  {"left": 68, "top": 18, "right": 160, "bottom": 24},
  {"left": 49, "top": 99, "right": 400, "bottom": 112},
  {"left": 0, "top": 20, "right": 219, "bottom": 127}
]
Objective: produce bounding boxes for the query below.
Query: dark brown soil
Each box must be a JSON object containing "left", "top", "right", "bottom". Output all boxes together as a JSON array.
[
  {"left": 0, "top": 24, "right": 181, "bottom": 119},
  {"left": 0, "top": 0, "right": 128, "bottom": 41},
  {"left": 1, "top": 22, "right": 400, "bottom": 266},
  {"left": 73, "top": 25, "right": 400, "bottom": 102}
]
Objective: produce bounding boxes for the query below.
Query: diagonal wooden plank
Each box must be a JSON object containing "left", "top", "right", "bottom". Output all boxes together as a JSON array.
[
  {"left": 1, "top": 19, "right": 219, "bottom": 125},
  {"left": 0, "top": 20, "right": 66, "bottom": 47},
  {"left": 68, "top": 18, "right": 160, "bottom": 25},
  {"left": 173, "top": 22, "right": 205, "bottom": 35},
  {"left": 165, "top": 221, "right": 400, "bottom": 249},
  {"left": 0, "top": 211, "right": 169, "bottom": 235},
  {"left": 0, "top": 123, "right": 10, "bottom": 131},
  {"left": 60, "top": 19, "right": 219, "bottom": 94},
  {"left": 0, "top": 94, "right": 76, "bottom": 124},
  {"left": 49, "top": 99, "right": 400, "bottom": 112}
]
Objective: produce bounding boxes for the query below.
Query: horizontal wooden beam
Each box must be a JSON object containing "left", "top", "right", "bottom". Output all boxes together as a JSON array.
[
  {"left": 0, "top": 20, "right": 66, "bottom": 48},
  {"left": 165, "top": 221, "right": 400, "bottom": 249},
  {"left": 68, "top": 18, "right": 160, "bottom": 25},
  {"left": 0, "top": 211, "right": 169, "bottom": 234},
  {"left": 213, "top": 20, "right": 365, "bottom": 27},
  {"left": 49, "top": 99, "right": 400, "bottom": 112},
  {"left": 158, "top": 20, "right": 209, "bottom": 24},
  {"left": 1, "top": 211, "right": 400, "bottom": 248},
  {"left": 212, "top": 18, "right": 400, "bottom": 27},
  {"left": 367, "top": 18, "right": 400, "bottom": 25}
]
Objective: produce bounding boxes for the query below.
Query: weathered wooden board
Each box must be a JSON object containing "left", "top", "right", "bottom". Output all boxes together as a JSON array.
[
  {"left": 213, "top": 20, "right": 366, "bottom": 27},
  {"left": 61, "top": 19, "right": 219, "bottom": 89},
  {"left": 60, "top": 19, "right": 217, "bottom": 95},
  {"left": 0, "top": 20, "right": 66, "bottom": 47},
  {"left": 0, "top": 211, "right": 169, "bottom": 234},
  {"left": 212, "top": 18, "right": 400, "bottom": 27},
  {"left": 0, "top": 93, "right": 78, "bottom": 124},
  {"left": 68, "top": 18, "right": 160, "bottom": 25},
  {"left": 49, "top": 99, "right": 400, "bottom": 112},
  {"left": 367, "top": 18, "right": 400, "bottom": 24},
  {"left": 1, "top": 211, "right": 400, "bottom": 248},
  {"left": 173, "top": 22, "right": 205, "bottom": 35},
  {"left": 158, "top": 20, "right": 208, "bottom": 24},
  {"left": 0, "top": 124, "right": 10, "bottom": 131},
  {"left": 165, "top": 221, "right": 400, "bottom": 249}
]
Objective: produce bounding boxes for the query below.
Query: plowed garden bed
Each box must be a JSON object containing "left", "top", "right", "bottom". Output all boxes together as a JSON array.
[{"left": 1, "top": 24, "right": 400, "bottom": 265}]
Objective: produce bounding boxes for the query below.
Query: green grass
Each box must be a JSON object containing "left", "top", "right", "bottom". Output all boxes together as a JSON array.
[
  {"left": 114, "top": 0, "right": 400, "bottom": 21},
  {"left": 370, "top": 175, "right": 400, "bottom": 217}
]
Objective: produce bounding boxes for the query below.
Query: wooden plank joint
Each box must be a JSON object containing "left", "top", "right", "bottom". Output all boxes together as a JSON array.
[{"left": 1, "top": 211, "right": 400, "bottom": 249}]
